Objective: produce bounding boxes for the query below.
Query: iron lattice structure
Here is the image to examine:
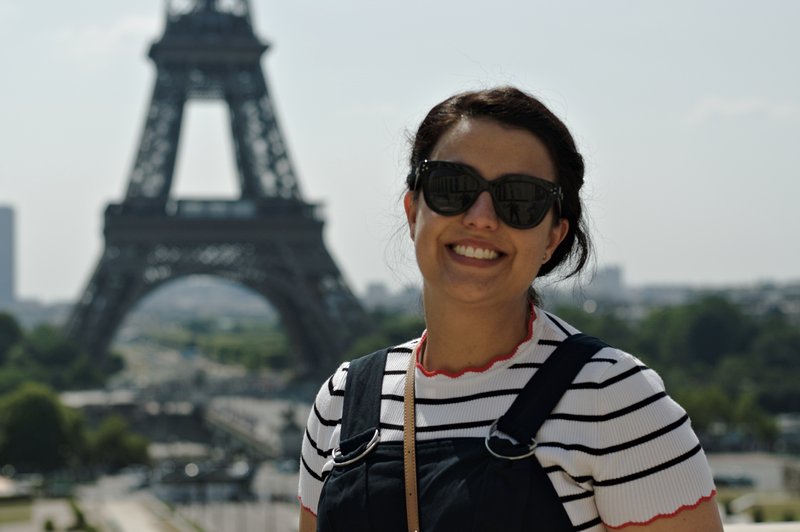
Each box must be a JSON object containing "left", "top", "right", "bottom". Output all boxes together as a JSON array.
[{"left": 66, "top": 0, "right": 368, "bottom": 374}]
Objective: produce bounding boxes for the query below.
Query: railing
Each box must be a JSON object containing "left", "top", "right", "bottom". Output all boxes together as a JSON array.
[{"left": 106, "top": 199, "right": 323, "bottom": 221}]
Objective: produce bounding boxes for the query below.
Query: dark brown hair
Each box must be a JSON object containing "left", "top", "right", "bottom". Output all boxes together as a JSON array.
[{"left": 406, "top": 87, "right": 591, "bottom": 298}]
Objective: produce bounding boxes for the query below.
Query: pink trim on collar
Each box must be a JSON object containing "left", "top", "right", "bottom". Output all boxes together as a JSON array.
[{"left": 415, "top": 306, "right": 537, "bottom": 379}]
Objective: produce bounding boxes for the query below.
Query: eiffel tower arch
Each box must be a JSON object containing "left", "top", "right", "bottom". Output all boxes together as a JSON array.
[{"left": 66, "top": 0, "right": 369, "bottom": 375}]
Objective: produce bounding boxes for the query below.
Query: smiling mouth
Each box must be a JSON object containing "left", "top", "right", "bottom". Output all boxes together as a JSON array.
[{"left": 451, "top": 244, "right": 500, "bottom": 260}]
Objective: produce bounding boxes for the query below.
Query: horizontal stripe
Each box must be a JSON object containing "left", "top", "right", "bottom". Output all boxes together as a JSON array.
[
  {"left": 539, "top": 413, "right": 690, "bottom": 455},
  {"left": 304, "top": 429, "right": 333, "bottom": 458},
  {"left": 559, "top": 490, "right": 593, "bottom": 503},
  {"left": 543, "top": 464, "right": 594, "bottom": 484},
  {"left": 313, "top": 402, "right": 341, "bottom": 427},
  {"left": 300, "top": 454, "right": 327, "bottom": 482},
  {"left": 510, "top": 358, "right": 617, "bottom": 369},
  {"left": 549, "top": 391, "right": 668, "bottom": 422},
  {"left": 388, "top": 347, "right": 414, "bottom": 354},
  {"left": 574, "top": 517, "right": 603, "bottom": 531},
  {"left": 511, "top": 358, "right": 615, "bottom": 369},
  {"left": 569, "top": 365, "right": 648, "bottom": 389},
  {"left": 589, "top": 358, "right": 618, "bottom": 364},
  {"left": 538, "top": 339, "right": 562, "bottom": 346},
  {"left": 594, "top": 443, "right": 703, "bottom": 487},
  {"left": 327, "top": 375, "right": 344, "bottom": 397},
  {"left": 381, "top": 388, "right": 522, "bottom": 405},
  {"left": 509, "top": 362, "right": 544, "bottom": 369},
  {"left": 545, "top": 312, "right": 572, "bottom": 336}
]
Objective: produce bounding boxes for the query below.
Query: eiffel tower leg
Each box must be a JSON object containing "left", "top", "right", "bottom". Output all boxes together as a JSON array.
[
  {"left": 227, "top": 65, "right": 301, "bottom": 200},
  {"left": 126, "top": 70, "right": 187, "bottom": 201},
  {"left": 65, "top": 239, "right": 152, "bottom": 360},
  {"left": 246, "top": 238, "right": 368, "bottom": 374}
]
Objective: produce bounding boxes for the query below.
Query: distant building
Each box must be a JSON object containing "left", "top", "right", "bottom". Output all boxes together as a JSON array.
[
  {"left": 0, "top": 206, "right": 14, "bottom": 304},
  {"left": 361, "top": 281, "right": 422, "bottom": 314},
  {"left": 588, "top": 265, "right": 624, "bottom": 300}
]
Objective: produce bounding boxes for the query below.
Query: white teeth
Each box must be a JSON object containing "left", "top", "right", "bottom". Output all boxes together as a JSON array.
[{"left": 453, "top": 245, "right": 499, "bottom": 260}]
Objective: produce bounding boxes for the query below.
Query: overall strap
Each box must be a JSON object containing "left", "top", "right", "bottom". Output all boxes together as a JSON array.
[
  {"left": 496, "top": 333, "right": 609, "bottom": 445},
  {"left": 340, "top": 348, "right": 389, "bottom": 441}
]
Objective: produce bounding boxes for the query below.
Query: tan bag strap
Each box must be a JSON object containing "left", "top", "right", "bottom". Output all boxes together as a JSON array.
[{"left": 403, "top": 349, "right": 421, "bottom": 532}]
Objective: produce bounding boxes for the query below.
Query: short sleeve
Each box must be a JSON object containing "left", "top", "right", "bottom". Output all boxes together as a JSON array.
[
  {"left": 591, "top": 352, "right": 716, "bottom": 528},
  {"left": 298, "top": 362, "right": 348, "bottom": 516}
]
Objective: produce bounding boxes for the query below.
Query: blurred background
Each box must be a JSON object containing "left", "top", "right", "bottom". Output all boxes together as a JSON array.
[{"left": 0, "top": 0, "right": 799, "bottom": 530}]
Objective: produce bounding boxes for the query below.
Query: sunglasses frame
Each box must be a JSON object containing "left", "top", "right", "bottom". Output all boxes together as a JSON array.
[{"left": 411, "top": 160, "right": 563, "bottom": 229}]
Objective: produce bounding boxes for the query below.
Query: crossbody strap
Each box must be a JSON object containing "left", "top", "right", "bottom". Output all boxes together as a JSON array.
[
  {"left": 403, "top": 350, "right": 421, "bottom": 532},
  {"left": 496, "top": 333, "right": 610, "bottom": 446}
]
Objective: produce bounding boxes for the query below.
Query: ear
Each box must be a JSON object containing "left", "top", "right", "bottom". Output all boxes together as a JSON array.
[
  {"left": 545, "top": 218, "right": 569, "bottom": 258},
  {"left": 403, "top": 191, "right": 418, "bottom": 241}
]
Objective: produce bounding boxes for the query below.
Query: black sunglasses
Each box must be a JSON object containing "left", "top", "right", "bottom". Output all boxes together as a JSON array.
[{"left": 409, "top": 160, "right": 563, "bottom": 229}]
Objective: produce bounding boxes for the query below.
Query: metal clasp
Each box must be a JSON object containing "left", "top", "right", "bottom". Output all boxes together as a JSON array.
[
  {"left": 332, "top": 429, "right": 381, "bottom": 467},
  {"left": 484, "top": 420, "right": 537, "bottom": 461}
]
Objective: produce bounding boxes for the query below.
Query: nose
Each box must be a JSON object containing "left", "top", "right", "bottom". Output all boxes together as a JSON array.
[{"left": 462, "top": 191, "right": 499, "bottom": 230}]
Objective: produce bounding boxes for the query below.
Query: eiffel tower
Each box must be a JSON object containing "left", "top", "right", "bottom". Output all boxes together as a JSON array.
[{"left": 66, "top": 0, "right": 368, "bottom": 375}]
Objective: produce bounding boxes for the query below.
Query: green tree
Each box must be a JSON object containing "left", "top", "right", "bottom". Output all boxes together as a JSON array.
[
  {"left": 552, "top": 306, "right": 635, "bottom": 352},
  {"left": 345, "top": 311, "right": 425, "bottom": 360},
  {"left": 673, "top": 386, "right": 732, "bottom": 435},
  {"left": 0, "top": 382, "right": 81, "bottom": 472},
  {"left": 89, "top": 415, "right": 149, "bottom": 472},
  {"left": 681, "top": 297, "right": 753, "bottom": 366},
  {"left": 0, "top": 324, "right": 118, "bottom": 391},
  {"left": 734, "top": 392, "right": 779, "bottom": 446},
  {"left": 0, "top": 313, "right": 23, "bottom": 363},
  {"left": 634, "top": 296, "right": 754, "bottom": 382}
]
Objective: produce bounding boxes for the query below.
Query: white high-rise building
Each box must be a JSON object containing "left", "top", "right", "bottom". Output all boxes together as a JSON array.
[{"left": 0, "top": 205, "right": 15, "bottom": 304}]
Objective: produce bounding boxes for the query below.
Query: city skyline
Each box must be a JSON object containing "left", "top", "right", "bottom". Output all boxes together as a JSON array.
[{"left": 1, "top": 1, "right": 799, "bottom": 303}]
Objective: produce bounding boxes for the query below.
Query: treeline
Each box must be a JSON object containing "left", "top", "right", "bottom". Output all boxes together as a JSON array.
[
  {"left": 0, "top": 382, "right": 148, "bottom": 474},
  {"left": 554, "top": 296, "right": 800, "bottom": 448},
  {"left": 0, "top": 313, "right": 122, "bottom": 395},
  {"left": 0, "top": 313, "right": 147, "bottom": 475},
  {"left": 145, "top": 318, "right": 292, "bottom": 370}
]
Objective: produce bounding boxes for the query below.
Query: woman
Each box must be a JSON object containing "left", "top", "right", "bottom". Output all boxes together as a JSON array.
[{"left": 298, "top": 87, "right": 723, "bottom": 531}]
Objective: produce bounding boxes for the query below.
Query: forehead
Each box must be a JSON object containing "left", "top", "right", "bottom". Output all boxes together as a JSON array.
[{"left": 429, "top": 118, "right": 556, "bottom": 183}]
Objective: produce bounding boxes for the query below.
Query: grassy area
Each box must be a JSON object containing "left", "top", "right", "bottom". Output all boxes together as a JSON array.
[
  {"left": 747, "top": 501, "right": 800, "bottom": 523},
  {"left": 143, "top": 322, "right": 290, "bottom": 370},
  {"left": 0, "top": 498, "right": 32, "bottom": 524},
  {"left": 717, "top": 488, "right": 800, "bottom": 523}
]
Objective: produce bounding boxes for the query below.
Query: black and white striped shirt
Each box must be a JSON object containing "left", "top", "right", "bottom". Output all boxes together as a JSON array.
[{"left": 299, "top": 309, "right": 716, "bottom": 530}]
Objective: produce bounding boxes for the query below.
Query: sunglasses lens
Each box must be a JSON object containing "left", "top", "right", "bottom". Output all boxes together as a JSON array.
[
  {"left": 492, "top": 178, "right": 553, "bottom": 228},
  {"left": 419, "top": 162, "right": 556, "bottom": 229},
  {"left": 425, "top": 167, "right": 481, "bottom": 214}
]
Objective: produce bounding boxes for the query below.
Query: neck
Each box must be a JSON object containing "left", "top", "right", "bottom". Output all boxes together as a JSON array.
[{"left": 420, "top": 290, "right": 531, "bottom": 374}]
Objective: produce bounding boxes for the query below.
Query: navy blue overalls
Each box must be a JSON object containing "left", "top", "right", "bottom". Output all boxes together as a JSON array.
[{"left": 317, "top": 334, "right": 607, "bottom": 532}]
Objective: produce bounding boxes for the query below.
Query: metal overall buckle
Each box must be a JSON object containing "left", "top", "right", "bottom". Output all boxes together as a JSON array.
[
  {"left": 484, "top": 420, "right": 538, "bottom": 460},
  {"left": 332, "top": 429, "right": 381, "bottom": 467}
]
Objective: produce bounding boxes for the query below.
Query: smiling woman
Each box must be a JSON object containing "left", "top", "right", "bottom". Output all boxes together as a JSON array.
[{"left": 297, "top": 87, "right": 723, "bottom": 532}]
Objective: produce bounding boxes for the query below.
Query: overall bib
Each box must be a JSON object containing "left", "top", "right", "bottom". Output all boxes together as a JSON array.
[{"left": 317, "top": 334, "right": 607, "bottom": 532}]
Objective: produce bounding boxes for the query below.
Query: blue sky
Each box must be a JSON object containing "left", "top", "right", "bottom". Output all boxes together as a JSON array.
[{"left": 1, "top": 1, "right": 798, "bottom": 302}]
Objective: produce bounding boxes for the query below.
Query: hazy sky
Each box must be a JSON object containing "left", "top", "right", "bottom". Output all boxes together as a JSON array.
[{"left": 1, "top": 1, "right": 799, "bottom": 303}]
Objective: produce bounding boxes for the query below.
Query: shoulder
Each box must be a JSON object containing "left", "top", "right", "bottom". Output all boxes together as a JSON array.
[
  {"left": 534, "top": 308, "right": 662, "bottom": 389},
  {"left": 309, "top": 338, "right": 420, "bottom": 423},
  {"left": 329, "top": 339, "right": 420, "bottom": 395}
]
